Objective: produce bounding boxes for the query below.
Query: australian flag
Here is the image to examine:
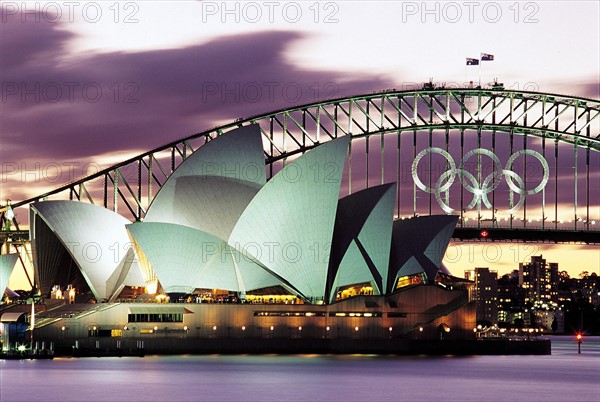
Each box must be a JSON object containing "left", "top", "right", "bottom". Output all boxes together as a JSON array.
[
  {"left": 481, "top": 53, "right": 494, "bottom": 61},
  {"left": 466, "top": 58, "right": 479, "bottom": 66}
]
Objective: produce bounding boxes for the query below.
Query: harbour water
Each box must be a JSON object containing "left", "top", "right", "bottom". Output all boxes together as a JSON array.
[{"left": 1, "top": 336, "right": 598, "bottom": 401}]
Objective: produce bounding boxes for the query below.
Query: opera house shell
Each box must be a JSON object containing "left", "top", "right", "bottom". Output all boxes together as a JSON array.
[
  {"left": 1, "top": 254, "right": 19, "bottom": 302},
  {"left": 29, "top": 124, "right": 459, "bottom": 304},
  {"left": 5, "top": 123, "right": 480, "bottom": 355}
]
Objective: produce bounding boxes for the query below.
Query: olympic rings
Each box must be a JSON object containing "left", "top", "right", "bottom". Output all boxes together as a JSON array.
[{"left": 411, "top": 147, "right": 549, "bottom": 214}]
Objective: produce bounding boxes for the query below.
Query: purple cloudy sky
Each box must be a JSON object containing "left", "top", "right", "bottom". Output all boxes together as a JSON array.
[{"left": 1, "top": 1, "right": 598, "bottom": 281}]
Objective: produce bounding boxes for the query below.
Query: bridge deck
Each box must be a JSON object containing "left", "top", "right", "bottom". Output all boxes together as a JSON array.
[
  {"left": 453, "top": 228, "right": 600, "bottom": 244},
  {"left": 2, "top": 228, "right": 598, "bottom": 245}
]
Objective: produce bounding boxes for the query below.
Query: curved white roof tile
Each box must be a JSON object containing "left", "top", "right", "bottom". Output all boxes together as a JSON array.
[
  {"left": 127, "top": 222, "right": 281, "bottom": 294},
  {"left": 31, "top": 201, "right": 145, "bottom": 301},
  {"left": 331, "top": 240, "right": 376, "bottom": 297},
  {"left": 389, "top": 215, "right": 459, "bottom": 289},
  {"left": 229, "top": 136, "right": 349, "bottom": 301},
  {"left": 144, "top": 124, "right": 266, "bottom": 238},
  {"left": 328, "top": 184, "right": 396, "bottom": 302},
  {"left": 157, "top": 176, "right": 260, "bottom": 240},
  {"left": 0, "top": 253, "right": 19, "bottom": 295}
]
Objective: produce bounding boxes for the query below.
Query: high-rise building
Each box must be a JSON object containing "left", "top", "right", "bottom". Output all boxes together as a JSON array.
[
  {"left": 473, "top": 267, "right": 498, "bottom": 324},
  {"left": 548, "top": 263, "right": 559, "bottom": 303},
  {"left": 497, "top": 270, "right": 525, "bottom": 324},
  {"left": 519, "top": 255, "right": 559, "bottom": 306}
]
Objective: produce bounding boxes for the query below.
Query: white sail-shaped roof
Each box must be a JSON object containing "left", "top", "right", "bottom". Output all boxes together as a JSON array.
[
  {"left": 423, "top": 221, "right": 457, "bottom": 268},
  {"left": 127, "top": 222, "right": 281, "bottom": 294},
  {"left": 168, "top": 176, "right": 261, "bottom": 241},
  {"left": 144, "top": 124, "right": 266, "bottom": 239},
  {"left": 396, "top": 256, "right": 425, "bottom": 277},
  {"left": 229, "top": 136, "right": 349, "bottom": 301},
  {"left": 388, "top": 215, "right": 458, "bottom": 290},
  {"left": 31, "top": 201, "right": 145, "bottom": 301},
  {"left": 331, "top": 240, "right": 375, "bottom": 294},
  {"left": 327, "top": 184, "right": 396, "bottom": 302},
  {"left": 0, "top": 253, "right": 19, "bottom": 297}
]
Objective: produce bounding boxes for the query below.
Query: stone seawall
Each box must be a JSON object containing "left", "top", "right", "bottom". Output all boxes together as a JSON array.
[{"left": 52, "top": 338, "right": 551, "bottom": 357}]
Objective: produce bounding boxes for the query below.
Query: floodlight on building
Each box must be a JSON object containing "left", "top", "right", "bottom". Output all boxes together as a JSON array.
[{"left": 145, "top": 282, "right": 158, "bottom": 295}]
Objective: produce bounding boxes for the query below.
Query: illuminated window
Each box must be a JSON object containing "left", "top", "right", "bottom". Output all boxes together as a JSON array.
[
  {"left": 253, "top": 311, "right": 326, "bottom": 317},
  {"left": 128, "top": 313, "right": 183, "bottom": 323},
  {"left": 396, "top": 273, "right": 426, "bottom": 289},
  {"left": 329, "top": 312, "right": 382, "bottom": 318}
]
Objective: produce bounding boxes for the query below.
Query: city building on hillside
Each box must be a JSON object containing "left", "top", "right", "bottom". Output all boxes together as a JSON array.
[
  {"left": 535, "top": 309, "right": 564, "bottom": 333},
  {"left": 472, "top": 267, "right": 498, "bottom": 325},
  {"left": 519, "top": 255, "right": 559, "bottom": 307},
  {"left": 497, "top": 271, "right": 524, "bottom": 327}
]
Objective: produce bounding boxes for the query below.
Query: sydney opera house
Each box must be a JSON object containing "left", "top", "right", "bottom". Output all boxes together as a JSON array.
[{"left": 3, "top": 125, "right": 475, "bottom": 353}]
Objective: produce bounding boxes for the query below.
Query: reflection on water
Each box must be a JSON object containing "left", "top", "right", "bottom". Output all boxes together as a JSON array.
[{"left": 1, "top": 336, "right": 598, "bottom": 402}]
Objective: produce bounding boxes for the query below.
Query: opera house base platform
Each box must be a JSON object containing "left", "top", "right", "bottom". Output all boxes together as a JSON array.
[{"left": 22, "top": 286, "right": 551, "bottom": 356}]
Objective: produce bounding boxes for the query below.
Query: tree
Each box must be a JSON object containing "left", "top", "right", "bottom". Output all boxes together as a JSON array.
[{"left": 579, "top": 271, "right": 590, "bottom": 279}]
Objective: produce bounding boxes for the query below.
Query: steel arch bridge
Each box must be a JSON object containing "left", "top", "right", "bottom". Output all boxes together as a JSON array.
[{"left": 2, "top": 87, "right": 600, "bottom": 246}]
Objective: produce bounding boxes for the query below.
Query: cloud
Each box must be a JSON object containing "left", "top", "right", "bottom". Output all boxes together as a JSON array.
[
  {"left": 1, "top": 5, "right": 598, "bottom": 225},
  {"left": 1, "top": 7, "right": 391, "bottom": 185},
  {"left": 553, "top": 80, "right": 600, "bottom": 101}
]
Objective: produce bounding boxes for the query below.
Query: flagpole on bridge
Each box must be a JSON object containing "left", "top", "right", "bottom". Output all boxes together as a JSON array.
[
  {"left": 466, "top": 57, "right": 479, "bottom": 87},
  {"left": 480, "top": 53, "right": 495, "bottom": 87}
]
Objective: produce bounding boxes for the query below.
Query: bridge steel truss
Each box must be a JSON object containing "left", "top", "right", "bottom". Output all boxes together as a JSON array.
[{"left": 2, "top": 88, "right": 600, "bottom": 245}]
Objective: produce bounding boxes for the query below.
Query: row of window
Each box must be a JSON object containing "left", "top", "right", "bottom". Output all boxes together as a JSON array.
[
  {"left": 128, "top": 313, "right": 184, "bottom": 323},
  {"left": 254, "top": 311, "right": 326, "bottom": 317},
  {"left": 125, "top": 311, "right": 411, "bottom": 323},
  {"left": 254, "top": 311, "right": 408, "bottom": 318}
]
